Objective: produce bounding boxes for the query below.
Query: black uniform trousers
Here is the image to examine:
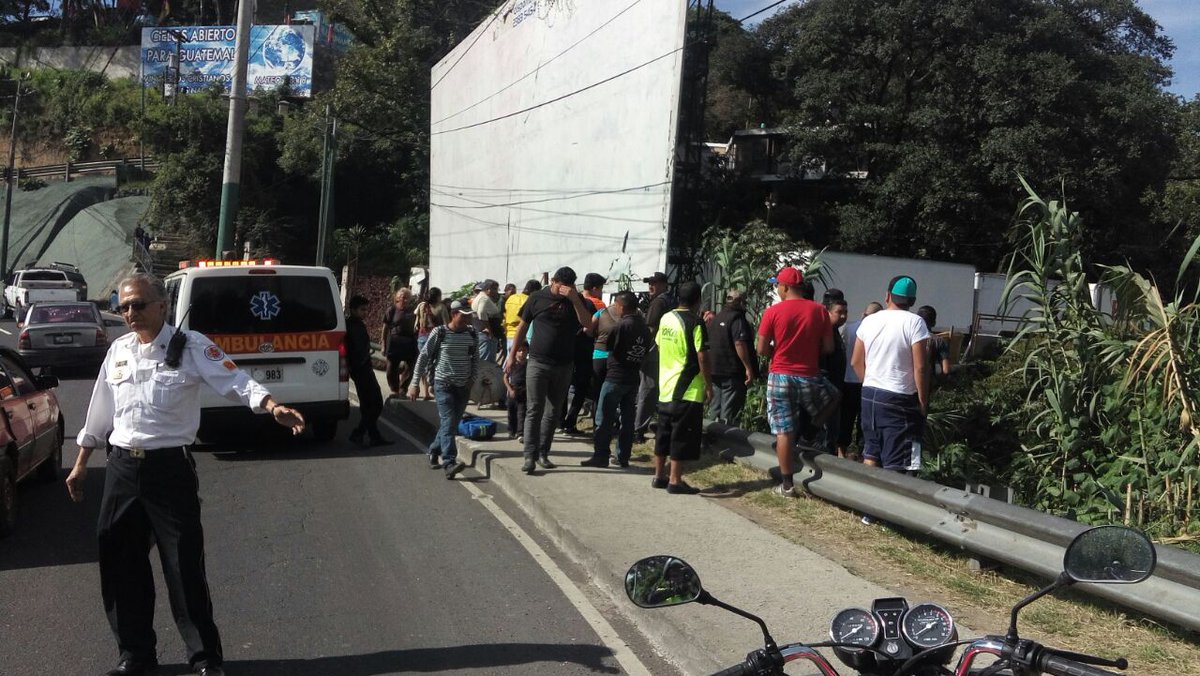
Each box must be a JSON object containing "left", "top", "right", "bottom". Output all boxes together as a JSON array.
[
  {"left": 98, "top": 446, "right": 222, "bottom": 668},
  {"left": 351, "top": 366, "right": 384, "bottom": 439}
]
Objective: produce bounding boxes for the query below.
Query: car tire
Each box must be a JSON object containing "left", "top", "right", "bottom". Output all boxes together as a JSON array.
[
  {"left": 37, "top": 423, "right": 63, "bottom": 484},
  {"left": 0, "top": 455, "right": 16, "bottom": 538},
  {"left": 311, "top": 418, "right": 337, "bottom": 442}
]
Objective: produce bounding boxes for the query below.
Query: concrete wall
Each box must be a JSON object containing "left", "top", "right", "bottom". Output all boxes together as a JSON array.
[
  {"left": 428, "top": 0, "right": 688, "bottom": 290},
  {"left": 0, "top": 45, "right": 141, "bottom": 80}
]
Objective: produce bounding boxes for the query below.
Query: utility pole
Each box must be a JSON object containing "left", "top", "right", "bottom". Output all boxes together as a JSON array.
[
  {"left": 315, "top": 105, "right": 337, "bottom": 266},
  {"left": 1, "top": 79, "right": 22, "bottom": 278},
  {"left": 216, "top": 0, "right": 254, "bottom": 260}
]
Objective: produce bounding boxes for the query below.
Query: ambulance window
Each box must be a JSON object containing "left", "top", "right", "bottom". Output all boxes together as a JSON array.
[
  {"left": 188, "top": 275, "right": 339, "bottom": 334},
  {"left": 165, "top": 278, "right": 181, "bottom": 325}
]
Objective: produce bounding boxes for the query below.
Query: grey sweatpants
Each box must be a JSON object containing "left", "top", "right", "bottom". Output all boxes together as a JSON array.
[{"left": 523, "top": 356, "right": 574, "bottom": 459}]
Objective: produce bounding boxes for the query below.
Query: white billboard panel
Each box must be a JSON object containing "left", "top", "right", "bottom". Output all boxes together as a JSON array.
[{"left": 429, "top": 0, "right": 688, "bottom": 289}]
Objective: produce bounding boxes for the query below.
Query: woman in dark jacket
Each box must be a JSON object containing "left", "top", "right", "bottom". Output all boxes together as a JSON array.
[{"left": 347, "top": 295, "right": 390, "bottom": 446}]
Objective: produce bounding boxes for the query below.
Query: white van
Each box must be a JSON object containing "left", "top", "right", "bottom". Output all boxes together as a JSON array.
[{"left": 163, "top": 260, "right": 349, "bottom": 441}]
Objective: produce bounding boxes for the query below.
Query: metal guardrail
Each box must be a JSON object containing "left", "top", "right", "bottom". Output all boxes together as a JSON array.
[
  {"left": 704, "top": 422, "right": 1200, "bottom": 633},
  {"left": 5, "top": 157, "right": 159, "bottom": 181}
]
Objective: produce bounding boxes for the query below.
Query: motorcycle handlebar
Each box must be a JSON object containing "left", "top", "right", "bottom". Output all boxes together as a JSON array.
[
  {"left": 709, "top": 663, "right": 754, "bottom": 676},
  {"left": 1039, "top": 652, "right": 1121, "bottom": 676}
]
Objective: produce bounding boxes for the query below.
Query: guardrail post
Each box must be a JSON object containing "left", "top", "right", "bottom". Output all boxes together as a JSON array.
[
  {"left": 64, "top": 160, "right": 70, "bottom": 183},
  {"left": 964, "top": 483, "right": 1015, "bottom": 571}
]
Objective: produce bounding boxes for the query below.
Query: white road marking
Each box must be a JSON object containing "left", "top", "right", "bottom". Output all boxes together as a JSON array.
[
  {"left": 0, "top": 327, "right": 10, "bottom": 335},
  {"left": 381, "top": 415, "right": 652, "bottom": 676}
]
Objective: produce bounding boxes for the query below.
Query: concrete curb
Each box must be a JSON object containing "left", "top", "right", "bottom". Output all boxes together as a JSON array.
[
  {"left": 379, "top": 396, "right": 914, "bottom": 675},
  {"left": 382, "top": 399, "right": 721, "bottom": 675}
]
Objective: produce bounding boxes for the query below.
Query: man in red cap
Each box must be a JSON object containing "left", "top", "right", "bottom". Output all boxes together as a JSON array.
[{"left": 756, "top": 266, "right": 839, "bottom": 497}]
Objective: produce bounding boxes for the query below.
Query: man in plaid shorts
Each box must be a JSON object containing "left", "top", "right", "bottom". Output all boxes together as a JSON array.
[{"left": 756, "top": 266, "right": 840, "bottom": 497}]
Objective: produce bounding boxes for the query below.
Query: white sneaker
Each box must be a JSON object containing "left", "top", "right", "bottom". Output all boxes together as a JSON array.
[
  {"left": 861, "top": 514, "right": 877, "bottom": 525},
  {"left": 774, "top": 484, "right": 797, "bottom": 498}
]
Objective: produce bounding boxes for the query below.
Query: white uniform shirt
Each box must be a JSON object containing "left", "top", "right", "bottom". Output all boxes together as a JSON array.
[
  {"left": 77, "top": 323, "right": 272, "bottom": 450},
  {"left": 856, "top": 309, "right": 930, "bottom": 395}
]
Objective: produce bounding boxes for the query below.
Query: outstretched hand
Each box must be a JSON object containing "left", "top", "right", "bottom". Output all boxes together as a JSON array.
[{"left": 272, "top": 405, "right": 306, "bottom": 435}]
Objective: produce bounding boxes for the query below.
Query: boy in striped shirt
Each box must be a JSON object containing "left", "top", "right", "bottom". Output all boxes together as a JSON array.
[{"left": 409, "top": 299, "right": 479, "bottom": 478}]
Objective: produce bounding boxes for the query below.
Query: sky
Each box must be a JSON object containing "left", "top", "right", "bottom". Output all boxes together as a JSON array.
[{"left": 712, "top": 0, "right": 1200, "bottom": 99}]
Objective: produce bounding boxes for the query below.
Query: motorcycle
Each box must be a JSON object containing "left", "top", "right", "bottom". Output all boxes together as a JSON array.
[{"left": 625, "top": 525, "right": 1156, "bottom": 676}]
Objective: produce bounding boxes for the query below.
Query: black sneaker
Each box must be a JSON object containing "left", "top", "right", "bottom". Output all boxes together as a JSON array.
[
  {"left": 580, "top": 457, "right": 609, "bottom": 468},
  {"left": 537, "top": 456, "right": 556, "bottom": 469},
  {"left": 348, "top": 430, "right": 365, "bottom": 446},
  {"left": 368, "top": 436, "right": 392, "bottom": 447},
  {"left": 667, "top": 481, "right": 701, "bottom": 495},
  {"left": 522, "top": 458, "right": 536, "bottom": 473},
  {"left": 615, "top": 457, "right": 630, "bottom": 468},
  {"left": 429, "top": 454, "right": 441, "bottom": 469},
  {"left": 651, "top": 476, "right": 668, "bottom": 489},
  {"left": 444, "top": 462, "right": 467, "bottom": 479}
]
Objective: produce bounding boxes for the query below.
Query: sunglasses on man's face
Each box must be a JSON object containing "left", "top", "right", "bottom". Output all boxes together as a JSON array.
[{"left": 116, "top": 300, "right": 157, "bottom": 314}]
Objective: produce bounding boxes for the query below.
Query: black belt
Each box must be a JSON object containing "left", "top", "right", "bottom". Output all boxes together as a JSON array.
[{"left": 113, "top": 445, "right": 187, "bottom": 459}]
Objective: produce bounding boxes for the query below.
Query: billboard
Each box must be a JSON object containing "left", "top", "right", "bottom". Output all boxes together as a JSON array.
[
  {"left": 141, "top": 25, "right": 315, "bottom": 97},
  {"left": 429, "top": 0, "right": 689, "bottom": 290}
]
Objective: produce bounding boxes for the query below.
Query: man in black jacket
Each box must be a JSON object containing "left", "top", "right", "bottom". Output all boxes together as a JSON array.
[
  {"left": 707, "top": 290, "right": 757, "bottom": 425},
  {"left": 347, "top": 295, "right": 389, "bottom": 446}
]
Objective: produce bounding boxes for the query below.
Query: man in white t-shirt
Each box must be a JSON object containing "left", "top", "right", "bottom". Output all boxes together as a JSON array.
[
  {"left": 850, "top": 276, "right": 930, "bottom": 473},
  {"left": 837, "top": 300, "right": 882, "bottom": 459}
]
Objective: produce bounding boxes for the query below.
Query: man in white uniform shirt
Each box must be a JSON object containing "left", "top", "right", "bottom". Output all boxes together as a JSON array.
[
  {"left": 65, "top": 273, "right": 305, "bottom": 676},
  {"left": 850, "top": 276, "right": 930, "bottom": 474}
]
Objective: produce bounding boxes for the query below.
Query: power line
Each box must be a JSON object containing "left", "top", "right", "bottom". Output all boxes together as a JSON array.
[
  {"left": 431, "top": 47, "right": 684, "bottom": 135},
  {"left": 430, "top": 180, "right": 670, "bottom": 208},
  {"left": 430, "top": 187, "right": 667, "bottom": 225},
  {"left": 738, "top": 0, "right": 795, "bottom": 23},
  {"left": 431, "top": 0, "right": 645, "bottom": 126},
  {"left": 430, "top": 4, "right": 505, "bottom": 91}
]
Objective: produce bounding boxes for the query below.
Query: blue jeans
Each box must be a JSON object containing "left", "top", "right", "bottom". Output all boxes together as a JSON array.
[
  {"left": 431, "top": 381, "right": 469, "bottom": 466},
  {"left": 478, "top": 334, "right": 497, "bottom": 363},
  {"left": 593, "top": 380, "right": 637, "bottom": 462}
]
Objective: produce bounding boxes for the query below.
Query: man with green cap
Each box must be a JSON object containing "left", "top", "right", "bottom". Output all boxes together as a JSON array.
[{"left": 850, "top": 275, "right": 930, "bottom": 478}]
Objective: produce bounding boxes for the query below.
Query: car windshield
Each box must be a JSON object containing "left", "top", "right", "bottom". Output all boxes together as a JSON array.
[
  {"left": 30, "top": 306, "right": 96, "bottom": 324},
  {"left": 22, "top": 271, "right": 67, "bottom": 282}
]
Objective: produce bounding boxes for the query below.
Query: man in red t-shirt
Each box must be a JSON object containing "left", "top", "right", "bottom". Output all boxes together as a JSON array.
[{"left": 755, "top": 266, "right": 840, "bottom": 497}]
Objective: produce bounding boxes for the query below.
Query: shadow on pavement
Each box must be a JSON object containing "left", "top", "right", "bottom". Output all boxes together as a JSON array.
[
  {"left": 158, "top": 642, "right": 619, "bottom": 675},
  {"left": 201, "top": 421, "right": 424, "bottom": 463},
  {"left": 0, "top": 467, "right": 104, "bottom": 571}
]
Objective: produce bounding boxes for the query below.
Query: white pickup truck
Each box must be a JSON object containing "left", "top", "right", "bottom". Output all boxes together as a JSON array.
[{"left": 3, "top": 268, "right": 81, "bottom": 319}]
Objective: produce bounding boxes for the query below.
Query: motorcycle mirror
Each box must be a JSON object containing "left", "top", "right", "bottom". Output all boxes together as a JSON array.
[
  {"left": 625, "top": 556, "right": 704, "bottom": 609},
  {"left": 1063, "top": 525, "right": 1156, "bottom": 584}
]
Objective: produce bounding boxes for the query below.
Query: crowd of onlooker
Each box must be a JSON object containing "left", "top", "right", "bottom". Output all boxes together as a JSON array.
[{"left": 354, "top": 266, "right": 950, "bottom": 501}]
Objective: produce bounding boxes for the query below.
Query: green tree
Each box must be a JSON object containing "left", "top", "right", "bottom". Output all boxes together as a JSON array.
[{"left": 761, "top": 0, "right": 1178, "bottom": 271}]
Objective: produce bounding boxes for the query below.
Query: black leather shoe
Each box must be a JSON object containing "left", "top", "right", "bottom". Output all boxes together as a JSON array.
[
  {"left": 196, "top": 666, "right": 225, "bottom": 676},
  {"left": 106, "top": 657, "right": 158, "bottom": 676},
  {"left": 579, "top": 457, "right": 609, "bottom": 468}
]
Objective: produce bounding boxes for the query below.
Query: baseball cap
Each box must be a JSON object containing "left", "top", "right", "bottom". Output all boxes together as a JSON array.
[
  {"left": 552, "top": 266, "right": 577, "bottom": 285},
  {"left": 771, "top": 267, "right": 803, "bottom": 287},
  {"left": 642, "top": 271, "right": 668, "bottom": 284},
  {"left": 889, "top": 276, "right": 917, "bottom": 300},
  {"left": 583, "top": 272, "right": 606, "bottom": 289},
  {"left": 450, "top": 299, "right": 474, "bottom": 315}
]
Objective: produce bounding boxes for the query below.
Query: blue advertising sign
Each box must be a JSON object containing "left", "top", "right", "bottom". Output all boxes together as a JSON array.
[{"left": 141, "top": 25, "right": 315, "bottom": 97}]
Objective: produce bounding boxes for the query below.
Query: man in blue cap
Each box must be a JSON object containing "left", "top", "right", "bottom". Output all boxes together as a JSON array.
[{"left": 850, "top": 275, "right": 930, "bottom": 486}]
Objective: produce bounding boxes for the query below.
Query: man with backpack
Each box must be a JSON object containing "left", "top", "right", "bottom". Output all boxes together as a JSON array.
[{"left": 409, "top": 299, "right": 479, "bottom": 479}]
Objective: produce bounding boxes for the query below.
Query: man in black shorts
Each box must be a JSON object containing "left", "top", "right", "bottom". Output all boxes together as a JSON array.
[{"left": 652, "top": 281, "right": 711, "bottom": 494}]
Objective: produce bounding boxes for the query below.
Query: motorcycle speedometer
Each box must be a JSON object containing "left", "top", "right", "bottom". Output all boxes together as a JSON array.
[
  {"left": 901, "top": 603, "right": 956, "bottom": 648},
  {"left": 829, "top": 608, "right": 880, "bottom": 648}
]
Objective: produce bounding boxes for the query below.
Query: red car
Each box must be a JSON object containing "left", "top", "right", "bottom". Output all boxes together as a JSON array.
[{"left": 0, "top": 347, "right": 64, "bottom": 537}]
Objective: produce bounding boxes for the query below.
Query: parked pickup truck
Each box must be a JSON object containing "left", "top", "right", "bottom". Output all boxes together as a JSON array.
[{"left": 3, "top": 268, "right": 82, "bottom": 319}]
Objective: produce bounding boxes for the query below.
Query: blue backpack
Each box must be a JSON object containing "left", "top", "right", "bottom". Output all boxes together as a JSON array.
[{"left": 458, "top": 413, "right": 497, "bottom": 441}]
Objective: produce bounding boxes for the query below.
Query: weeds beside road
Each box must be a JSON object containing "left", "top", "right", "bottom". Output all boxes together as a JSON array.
[{"left": 627, "top": 445, "right": 1200, "bottom": 676}]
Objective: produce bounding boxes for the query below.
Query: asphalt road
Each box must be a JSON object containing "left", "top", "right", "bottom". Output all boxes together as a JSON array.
[{"left": 0, "top": 318, "right": 675, "bottom": 676}]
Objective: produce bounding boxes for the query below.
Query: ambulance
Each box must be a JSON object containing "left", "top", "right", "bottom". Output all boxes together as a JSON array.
[{"left": 163, "top": 259, "right": 349, "bottom": 441}]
